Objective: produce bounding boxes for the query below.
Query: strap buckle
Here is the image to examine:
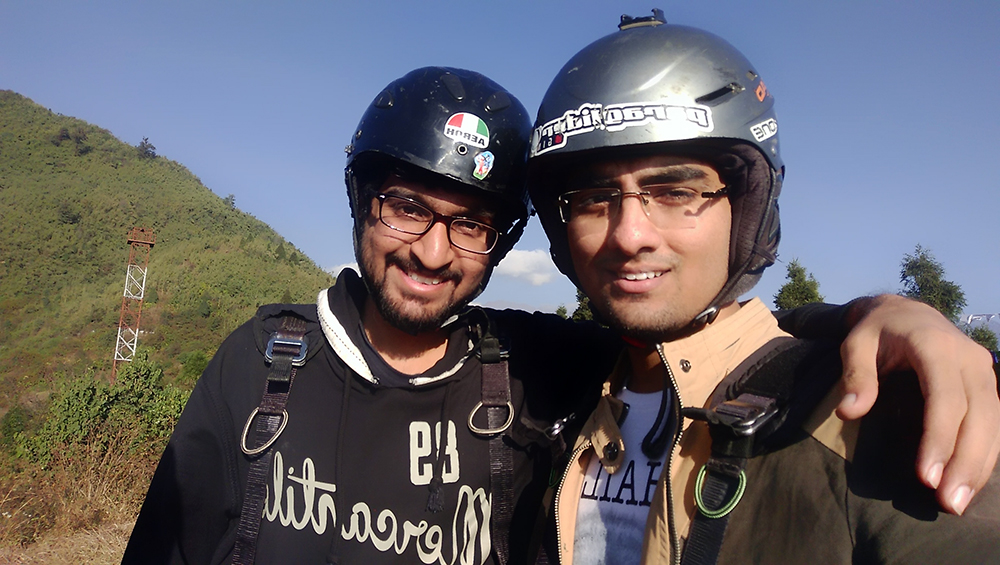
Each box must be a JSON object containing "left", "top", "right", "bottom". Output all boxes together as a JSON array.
[
  {"left": 684, "top": 393, "right": 778, "bottom": 437},
  {"left": 713, "top": 393, "right": 778, "bottom": 436},
  {"left": 265, "top": 334, "right": 308, "bottom": 367}
]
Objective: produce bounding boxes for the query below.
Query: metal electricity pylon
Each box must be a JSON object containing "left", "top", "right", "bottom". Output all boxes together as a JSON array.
[{"left": 112, "top": 227, "right": 155, "bottom": 382}]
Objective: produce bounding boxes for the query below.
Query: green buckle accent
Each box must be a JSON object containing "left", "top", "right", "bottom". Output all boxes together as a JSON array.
[{"left": 694, "top": 465, "right": 746, "bottom": 519}]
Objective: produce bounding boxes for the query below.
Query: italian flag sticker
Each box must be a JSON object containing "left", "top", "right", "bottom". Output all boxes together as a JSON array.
[{"left": 444, "top": 113, "right": 490, "bottom": 149}]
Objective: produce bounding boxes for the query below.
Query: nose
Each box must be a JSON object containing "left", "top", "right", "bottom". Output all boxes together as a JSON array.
[
  {"left": 606, "top": 190, "right": 660, "bottom": 257},
  {"left": 409, "top": 220, "right": 455, "bottom": 270}
]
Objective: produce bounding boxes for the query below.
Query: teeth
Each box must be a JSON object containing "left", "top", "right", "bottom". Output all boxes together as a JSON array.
[
  {"left": 622, "top": 271, "right": 661, "bottom": 281},
  {"left": 409, "top": 273, "right": 443, "bottom": 285}
]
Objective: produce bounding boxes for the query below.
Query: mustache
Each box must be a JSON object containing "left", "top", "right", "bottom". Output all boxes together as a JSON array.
[{"left": 386, "top": 253, "right": 463, "bottom": 285}]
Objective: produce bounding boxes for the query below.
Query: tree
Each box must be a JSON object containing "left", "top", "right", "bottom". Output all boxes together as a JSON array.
[
  {"left": 137, "top": 136, "right": 157, "bottom": 159},
  {"left": 773, "top": 259, "right": 824, "bottom": 310},
  {"left": 899, "top": 245, "right": 966, "bottom": 322},
  {"left": 966, "top": 325, "right": 999, "bottom": 352},
  {"left": 555, "top": 305, "right": 568, "bottom": 319},
  {"left": 571, "top": 288, "right": 596, "bottom": 322},
  {"left": 223, "top": 194, "right": 236, "bottom": 209}
]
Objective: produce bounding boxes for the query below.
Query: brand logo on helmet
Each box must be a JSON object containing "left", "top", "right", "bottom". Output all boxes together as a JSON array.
[
  {"left": 750, "top": 118, "right": 778, "bottom": 142},
  {"left": 530, "top": 101, "right": 714, "bottom": 157},
  {"left": 444, "top": 113, "right": 490, "bottom": 149}
]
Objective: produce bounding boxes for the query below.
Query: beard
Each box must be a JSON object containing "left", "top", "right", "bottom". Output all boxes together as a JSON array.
[
  {"left": 588, "top": 291, "right": 709, "bottom": 345},
  {"left": 358, "top": 246, "right": 477, "bottom": 336}
]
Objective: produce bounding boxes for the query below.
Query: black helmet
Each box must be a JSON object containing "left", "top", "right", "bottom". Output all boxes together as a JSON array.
[
  {"left": 346, "top": 67, "right": 532, "bottom": 273},
  {"left": 528, "top": 11, "right": 783, "bottom": 322}
]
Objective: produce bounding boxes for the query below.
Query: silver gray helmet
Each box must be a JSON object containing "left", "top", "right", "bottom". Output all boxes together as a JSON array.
[{"left": 528, "top": 10, "right": 783, "bottom": 323}]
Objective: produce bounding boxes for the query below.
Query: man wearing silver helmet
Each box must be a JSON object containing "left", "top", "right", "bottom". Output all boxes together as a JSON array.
[
  {"left": 527, "top": 11, "right": 1000, "bottom": 565},
  {"left": 123, "top": 61, "right": 997, "bottom": 564}
]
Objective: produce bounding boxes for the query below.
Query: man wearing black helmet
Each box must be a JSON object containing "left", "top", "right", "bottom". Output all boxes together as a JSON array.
[
  {"left": 527, "top": 11, "right": 1000, "bottom": 565},
  {"left": 123, "top": 63, "right": 997, "bottom": 564}
]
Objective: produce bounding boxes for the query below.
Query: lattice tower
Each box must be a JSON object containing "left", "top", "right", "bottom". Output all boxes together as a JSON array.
[{"left": 112, "top": 227, "right": 155, "bottom": 382}]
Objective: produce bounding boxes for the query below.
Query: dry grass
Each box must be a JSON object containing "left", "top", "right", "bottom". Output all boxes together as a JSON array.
[
  {"left": 0, "top": 520, "right": 133, "bottom": 564},
  {"left": 0, "top": 424, "right": 156, "bottom": 563}
]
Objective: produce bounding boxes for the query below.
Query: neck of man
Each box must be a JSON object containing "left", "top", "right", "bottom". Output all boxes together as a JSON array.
[
  {"left": 361, "top": 297, "right": 450, "bottom": 375},
  {"left": 625, "top": 300, "right": 742, "bottom": 393}
]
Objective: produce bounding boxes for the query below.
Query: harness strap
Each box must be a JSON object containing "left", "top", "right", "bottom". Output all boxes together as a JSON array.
[
  {"left": 472, "top": 330, "right": 515, "bottom": 565},
  {"left": 680, "top": 401, "right": 762, "bottom": 565},
  {"left": 232, "top": 316, "right": 307, "bottom": 565},
  {"left": 679, "top": 338, "right": 839, "bottom": 565}
]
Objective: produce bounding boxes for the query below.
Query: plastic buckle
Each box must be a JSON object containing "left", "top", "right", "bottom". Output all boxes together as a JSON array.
[
  {"left": 265, "top": 334, "right": 308, "bottom": 367},
  {"left": 712, "top": 393, "right": 778, "bottom": 437}
]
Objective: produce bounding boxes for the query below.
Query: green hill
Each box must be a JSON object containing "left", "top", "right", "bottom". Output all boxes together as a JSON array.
[{"left": 0, "top": 90, "right": 335, "bottom": 404}]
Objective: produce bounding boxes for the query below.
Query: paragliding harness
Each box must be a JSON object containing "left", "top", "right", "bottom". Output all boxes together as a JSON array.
[
  {"left": 467, "top": 308, "right": 517, "bottom": 565},
  {"left": 678, "top": 337, "right": 841, "bottom": 565},
  {"left": 232, "top": 315, "right": 309, "bottom": 565},
  {"left": 230, "top": 310, "right": 520, "bottom": 565}
]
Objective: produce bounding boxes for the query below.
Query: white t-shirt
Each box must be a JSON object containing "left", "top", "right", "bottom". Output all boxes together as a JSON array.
[{"left": 573, "top": 387, "right": 670, "bottom": 565}]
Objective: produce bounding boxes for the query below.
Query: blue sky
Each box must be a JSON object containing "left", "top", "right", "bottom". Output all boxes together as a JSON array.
[{"left": 2, "top": 1, "right": 997, "bottom": 320}]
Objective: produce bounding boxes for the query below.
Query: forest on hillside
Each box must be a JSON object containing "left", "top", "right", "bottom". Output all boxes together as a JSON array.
[{"left": 0, "top": 90, "right": 334, "bottom": 556}]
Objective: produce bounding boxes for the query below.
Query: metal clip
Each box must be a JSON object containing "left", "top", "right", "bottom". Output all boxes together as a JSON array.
[
  {"left": 240, "top": 408, "right": 289, "bottom": 456},
  {"left": 265, "top": 335, "right": 308, "bottom": 367},
  {"left": 468, "top": 401, "right": 515, "bottom": 437},
  {"left": 684, "top": 393, "right": 778, "bottom": 437},
  {"left": 545, "top": 412, "right": 576, "bottom": 440},
  {"left": 713, "top": 393, "right": 778, "bottom": 436}
]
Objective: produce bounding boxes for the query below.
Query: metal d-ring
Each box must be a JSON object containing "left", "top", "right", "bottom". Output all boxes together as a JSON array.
[
  {"left": 467, "top": 401, "right": 514, "bottom": 436},
  {"left": 240, "top": 407, "right": 289, "bottom": 456}
]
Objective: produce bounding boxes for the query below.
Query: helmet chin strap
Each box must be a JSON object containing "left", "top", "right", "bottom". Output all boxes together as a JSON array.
[{"left": 693, "top": 305, "right": 720, "bottom": 326}]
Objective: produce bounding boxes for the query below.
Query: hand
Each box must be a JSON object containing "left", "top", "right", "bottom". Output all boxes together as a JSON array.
[{"left": 836, "top": 294, "right": 999, "bottom": 515}]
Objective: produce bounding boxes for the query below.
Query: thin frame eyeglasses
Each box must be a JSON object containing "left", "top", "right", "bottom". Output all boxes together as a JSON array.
[
  {"left": 376, "top": 193, "right": 499, "bottom": 255},
  {"left": 557, "top": 185, "right": 729, "bottom": 230}
]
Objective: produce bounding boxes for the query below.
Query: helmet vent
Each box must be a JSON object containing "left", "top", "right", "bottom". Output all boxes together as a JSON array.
[
  {"left": 441, "top": 73, "right": 466, "bottom": 101},
  {"left": 374, "top": 90, "right": 394, "bottom": 109},
  {"left": 485, "top": 91, "right": 511, "bottom": 113},
  {"left": 695, "top": 82, "right": 745, "bottom": 105}
]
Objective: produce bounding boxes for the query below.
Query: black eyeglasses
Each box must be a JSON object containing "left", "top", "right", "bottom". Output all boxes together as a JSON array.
[{"left": 375, "top": 193, "right": 499, "bottom": 254}]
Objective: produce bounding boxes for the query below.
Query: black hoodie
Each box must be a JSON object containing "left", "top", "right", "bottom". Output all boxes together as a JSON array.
[{"left": 123, "top": 270, "right": 621, "bottom": 564}]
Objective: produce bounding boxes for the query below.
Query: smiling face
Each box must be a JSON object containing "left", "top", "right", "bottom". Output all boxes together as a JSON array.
[
  {"left": 357, "top": 174, "right": 494, "bottom": 335},
  {"left": 565, "top": 154, "right": 732, "bottom": 342}
]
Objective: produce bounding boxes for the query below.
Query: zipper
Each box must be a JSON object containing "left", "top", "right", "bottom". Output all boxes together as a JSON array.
[
  {"left": 555, "top": 438, "right": 592, "bottom": 565},
  {"left": 656, "top": 343, "right": 685, "bottom": 565}
]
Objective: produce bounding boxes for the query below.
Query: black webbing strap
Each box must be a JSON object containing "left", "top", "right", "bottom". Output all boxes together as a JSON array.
[
  {"left": 680, "top": 339, "right": 838, "bottom": 565},
  {"left": 474, "top": 334, "right": 515, "bottom": 565},
  {"left": 679, "top": 422, "right": 756, "bottom": 565},
  {"left": 232, "top": 317, "right": 307, "bottom": 565}
]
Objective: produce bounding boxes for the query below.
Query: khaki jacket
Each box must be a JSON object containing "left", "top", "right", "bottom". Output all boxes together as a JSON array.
[{"left": 549, "top": 299, "right": 1000, "bottom": 565}]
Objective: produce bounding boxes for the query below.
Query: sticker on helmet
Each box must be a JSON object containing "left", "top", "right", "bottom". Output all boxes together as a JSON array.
[
  {"left": 750, "top": 118, "right": 778, "bottom": 142},
  {"left": 530, "top": 101, "right": 714, "bottom": 157},
  {"left": 473, "top": 151, "right": 495, "bottom": 180},
  {"left": 444, "top": 113, "right": 490, "bottom": 149}
]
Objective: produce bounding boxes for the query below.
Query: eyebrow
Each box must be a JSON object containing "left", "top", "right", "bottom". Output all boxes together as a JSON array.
[
  {"left": 570, "top": 165, "right": 709, "bottom": 189},
  {"left": 382, "top": 185, "right": 496, "bottom": 220}
]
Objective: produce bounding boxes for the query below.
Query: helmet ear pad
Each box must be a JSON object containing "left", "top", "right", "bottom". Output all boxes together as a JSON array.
[{"left": 701, "top": 142, "right": 782, "bottom": 307}]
